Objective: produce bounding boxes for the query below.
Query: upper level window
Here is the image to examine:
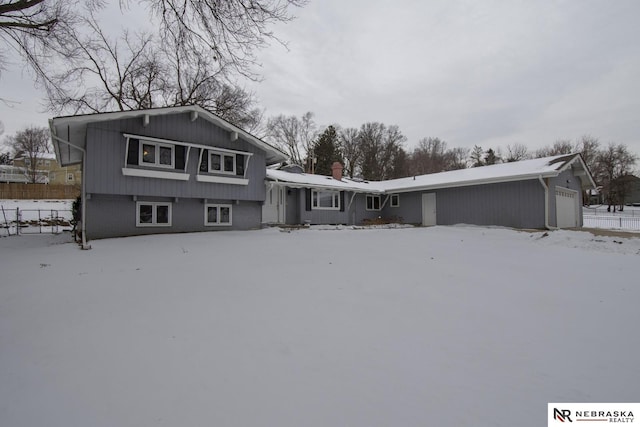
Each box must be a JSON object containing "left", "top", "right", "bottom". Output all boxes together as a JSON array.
[
  {"left": 366, "top": 195, "right": 381, "bottom": 211},
  {"left": 140, "top": 142, "right": 174, "bottom": 168},
  {"left": 312, "top": 190, "right": 340, "bottom": 210},
  {"left": 199, "top": 149, "right": 246, "bottom": 177},
  {"left": 390, "top": 194, "right": 400, "bottom": 207}
]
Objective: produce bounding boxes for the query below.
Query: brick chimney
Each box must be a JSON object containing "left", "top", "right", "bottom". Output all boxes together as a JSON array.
[{"left": 331, "top": 162, "right": 344, "bottom": 181}]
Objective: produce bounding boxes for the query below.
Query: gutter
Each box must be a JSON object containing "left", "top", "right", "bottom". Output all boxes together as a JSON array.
[
  {"left": 538, "top": 175, "right": 557, "bottom": 230},
  {"left": 49, "top": 120, "right": 91, "bottom": 250}
]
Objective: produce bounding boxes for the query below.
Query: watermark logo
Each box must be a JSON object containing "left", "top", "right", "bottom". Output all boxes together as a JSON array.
[
  {"left": 553, "top": 408, "right": 572, "bottom": 422},
  {"left": 549, "top": 403, "right": 639, "bottom": 425}
]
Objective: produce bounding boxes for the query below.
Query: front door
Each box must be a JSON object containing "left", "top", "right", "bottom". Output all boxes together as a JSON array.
[
  {"left": 421, "top": 193, "right": 437, "bottom": 226},
  {"left": 262, "top": 184, "right": 286, "bottom": 224}
]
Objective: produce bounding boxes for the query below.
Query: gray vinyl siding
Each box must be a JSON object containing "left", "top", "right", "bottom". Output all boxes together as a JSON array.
[
  {"left": 388, "top": 179, "right": 546, "bottom": 228},
  {"left": 352, "top": 193, "right": 388, "bottom": 224},
  {"left": 84, "top": 113, "right": 265, "bottom": 201},
  {"left": 86, "top": 194, "right": 261, "bottom": 239},
  {"left": 293, "top": 188, "right": 351, "bottom": 225}
]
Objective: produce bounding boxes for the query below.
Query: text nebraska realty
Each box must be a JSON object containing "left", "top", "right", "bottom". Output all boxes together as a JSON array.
[{"left": 555, "top": 408, "right": 634, "bottom": 423}]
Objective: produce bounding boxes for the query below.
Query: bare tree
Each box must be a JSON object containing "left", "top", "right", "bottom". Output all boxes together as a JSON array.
[
  {"left": 46, "top": 16, "right": 262, "bottom": 129},
  {"left": 6, "top": 126, "right": 51, "bottom": 183},
  {"left": 410, "top": 137, "right": 448, "bottom": 175},
  {"left": 2, "top": 1, "right": 305, "bottom": 82},
  {"left": 575, "top": 135, "right": 600, "bottom": 172},
  {"left": 535, "top": 140, "right": 574, "bottom": 158},
  {"left": 0, "top": 1, "right": 82, "bottom": 82},
  {"left": 358, "top": 122, "right": 406, "bottom": 180},
  {"left": 131, "top": 0, "right": 307, "bottom": 80},
  {"left": 594, "top": 143, "right": 637, "bottom": 211},
  {"left": 265, "top": 112, "right": 316, "bottom": 166},
  {"left": 338, "top": 127, "right": 360, "bottom": 178},
  {"left": 505, "top": 143, "right": 530, "bottom": 162}
]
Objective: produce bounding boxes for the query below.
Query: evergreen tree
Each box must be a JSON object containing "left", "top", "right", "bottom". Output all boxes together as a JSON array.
[
  {"left": 470, "top": 145, "right": 484, "bottom": 167},
  {"left": 307, "top": 125, "right": 343, "bottom": 175},
  {"left": 484, "top": 148, "right": 500, "bottom": 165}
]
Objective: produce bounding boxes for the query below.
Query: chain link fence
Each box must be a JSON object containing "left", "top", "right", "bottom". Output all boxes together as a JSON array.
[{"left": 0, "top": 206, "right": 74, "bottom": 236}]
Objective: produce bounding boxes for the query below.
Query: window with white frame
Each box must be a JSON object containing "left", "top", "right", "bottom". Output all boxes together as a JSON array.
[
  {"left": 205, "top": 204, "right": 232, "bottom": 226},
  {"left": 209, "top": 151, "right": 235, "bottom": 174},
  {"left": 136, "top": 202, "right": 172, "bottom": 227},
  {"left": 390, "top": 194, "right": 400, "bottom": 207},
  {"left": 140, "top": 141, "right": 174, "bottom": 168},
  {"left": 366, "top": 195, "right": 381, "bottom": 211},
  {"left": 312, "top": 190, "right": 340, "bottom": 210}
]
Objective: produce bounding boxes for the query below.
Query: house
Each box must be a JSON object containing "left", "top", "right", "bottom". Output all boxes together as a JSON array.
[
  {"left": 50, "top": 105, "right": 287, "bottom": 241},
  {"left": 11, "top": 152, "right": 82, "bottom": 185},
  {"left": 263, "top": 154, "right": 596, "bottom": 229}
]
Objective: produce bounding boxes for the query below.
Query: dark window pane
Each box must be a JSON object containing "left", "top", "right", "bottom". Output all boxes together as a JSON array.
[
  {"left": 236, "top": 154, "right": 245, "bottom": 176},
  {"left": 373, "top": 197, "right": 380, "bottom": 210},
  {"left": 139, "top": 205, "right": 153, "bottom": 223},
  {"left": 367, "top": 197, "right": 373, "bottom": 210},
  {"left": 159, "top": 146, "right": 172, "bottom": 165},
  {"left": 220, "top": 207, "right": 230, "bottom": 223},
  {"left": 224, "top": 155, "right": 234, "bottom": 172},
  {"left": 142, "top": 144, "right": 155, "bottom": 163},
  {"left": 156, "top": 205, "right": 169, "bottom": 224},
  {"left": 319, "top": 192, "right": 334, "bottom": 208},
  {"left": 207, "top": 206, "right": 218, "bottom": 223},
  {"left": 200, "top": 150, "right": 209, "bottom": 172},
  {"left": 211, "top": 154, "right": 221, "bottom": 171}
]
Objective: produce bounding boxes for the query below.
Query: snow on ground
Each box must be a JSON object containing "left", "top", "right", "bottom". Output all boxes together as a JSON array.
[{"left": 0, "top": 226, "right": 639, "bottom": 427}]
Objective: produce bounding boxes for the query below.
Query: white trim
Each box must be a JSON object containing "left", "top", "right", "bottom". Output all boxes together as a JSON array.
[
  {"left": 312, "top": 189, "right": 341, "bottom": 210},
  {"left": 196, "top": 175, "right": 248, "bottom": 185},
  {"left": 139, "top": 140, "right": 175, "bottom": 168},
  {"left": 136, "top": 201, "right": 172, "bottom": 227},
  {"left": 204, "top": 203, "right": 233, "bottom": 226},
  {"left": 122, "top": 168, "right": 190, "bottom": 181},
  {"left": 123, "top": 133, "right": 255, "bottom": 157},
  {"left": 209, "top": 151, "right": 236, "bottom": 175},
  {"left": 390, "top": 194, "right": 400, "bottom": 207},
  {"left": 366, "top": 194, "right": 381, "bottom": 211}
]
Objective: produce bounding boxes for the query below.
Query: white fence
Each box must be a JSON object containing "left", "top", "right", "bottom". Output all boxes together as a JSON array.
[
  {"left": 0, "top": 206, "right": 74, "bottom": 236},
  {"left": 582, "top": 206, "right": 640, "bottom": 231},
  {"left": 583, "top": 215, "right": 640, "bottom": 230}
]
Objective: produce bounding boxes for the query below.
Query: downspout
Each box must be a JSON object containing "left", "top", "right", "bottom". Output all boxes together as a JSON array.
[
  {"left": 49, "top": 122, "right": 91, "bottom": 250},
  {"left": 538, "top": 175, "right": 557, "bottom": 230}
]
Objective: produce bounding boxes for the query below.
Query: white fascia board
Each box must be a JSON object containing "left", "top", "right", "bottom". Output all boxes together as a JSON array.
[
  {"left": 196, "top": 175, "right": 249, "bottom": 185},
  {"left": 556, "top": 154, "right": 597, "bottom": 189},
  {"left": 384, "top": 172, "right": 560, "bottom": 194},
  {"left": 122, "top": 168, "right": 190, "bottom": 181},
  {"left": 266, "top": 179, "right": 383, "bottom": 194}
]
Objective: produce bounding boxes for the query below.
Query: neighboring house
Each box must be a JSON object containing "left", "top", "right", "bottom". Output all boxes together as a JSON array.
[
  {"left": 0, "top": 165, "right": 31, "bottom": 183},
  {"left": 11, "top": 152, "right": 82, "bottom": 185},
  {"left": 264, "top": 154, "right": 596, "bottom": 229},
  {"left": 50, "top": 105, "right": 287, "bottom": 240}
]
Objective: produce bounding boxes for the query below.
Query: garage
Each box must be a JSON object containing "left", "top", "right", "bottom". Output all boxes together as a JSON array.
[{"left": 555, "top": 187, "right": 579, "bottom": 228}]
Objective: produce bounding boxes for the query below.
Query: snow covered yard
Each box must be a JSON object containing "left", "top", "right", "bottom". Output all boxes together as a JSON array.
[{"left": 1, "top": 226, "right": 639, "bottom": 427}]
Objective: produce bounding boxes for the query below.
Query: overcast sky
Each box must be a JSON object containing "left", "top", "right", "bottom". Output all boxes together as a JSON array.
[{"left": 1, "top": 0, "right": 639, "bottom": 159}]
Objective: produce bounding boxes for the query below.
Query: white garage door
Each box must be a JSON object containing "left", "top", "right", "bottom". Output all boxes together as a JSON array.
[{"left": 555, "top": 187, "right": 578, "bottom": 228}]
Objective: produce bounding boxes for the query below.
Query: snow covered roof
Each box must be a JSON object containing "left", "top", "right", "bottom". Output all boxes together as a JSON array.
[
  {"left": 267, "top": 169, "right": 384, "bottom": 193},
  {"left": 267, "top": 154, "right": 596, "bottom": 193},
  {"left": 50, "top": 105, "right": 287, "bottom": 166}
]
